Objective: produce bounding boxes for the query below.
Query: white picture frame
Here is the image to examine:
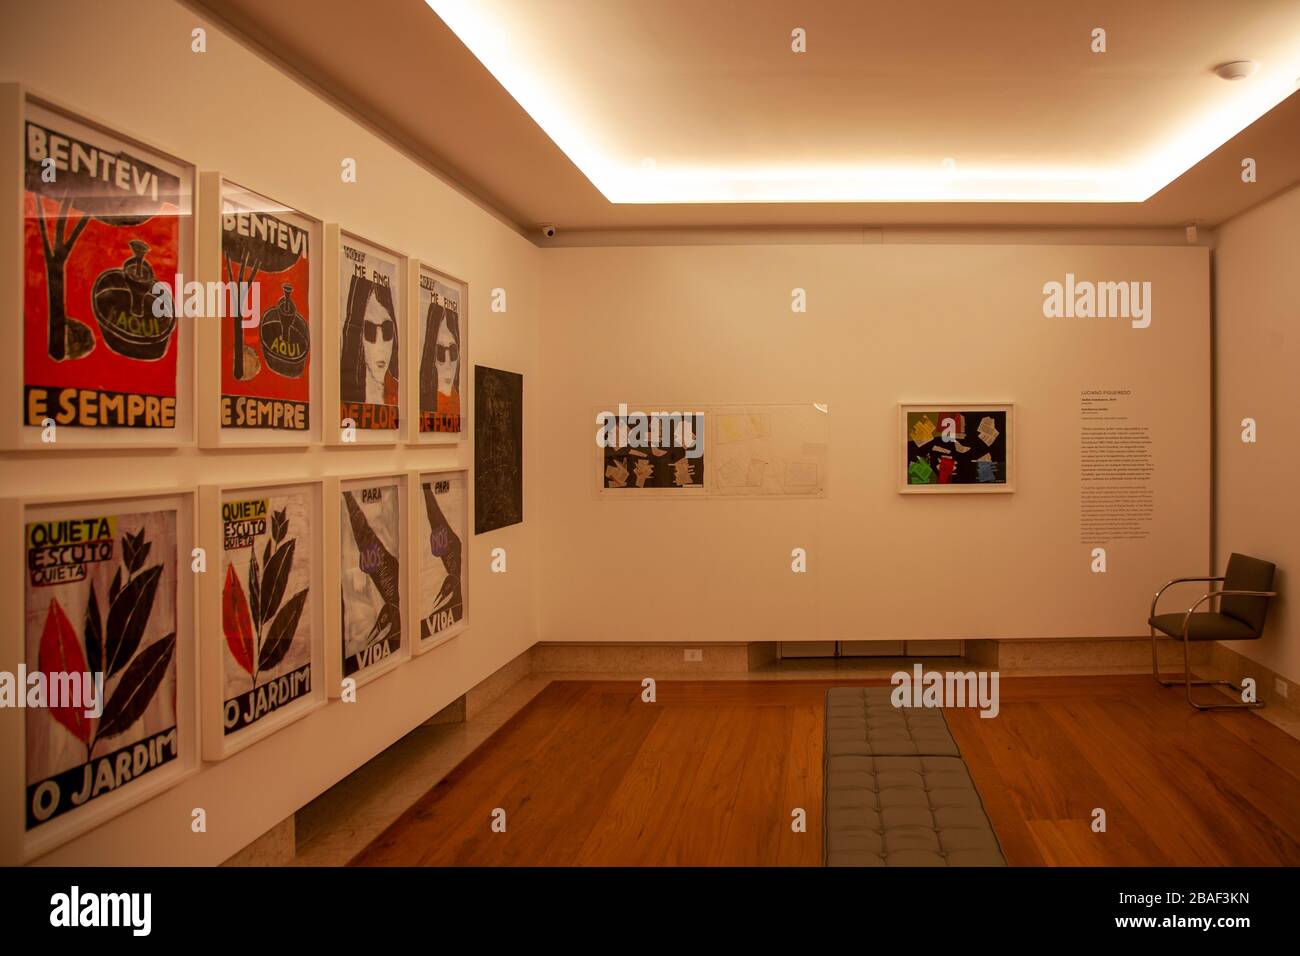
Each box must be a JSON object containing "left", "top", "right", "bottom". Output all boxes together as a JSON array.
[
  {"left": 3, "top": 85, "right": 197, "bottom": 450},
  {"left": 0, "top": 488, "right": 200, "bottom": 863},
  {"left": 196, "top": 176, "right": 323, "bottom": 448},
  {"left": 409, "top": 468, "right": 469, "bottom": 654},
  {"left": 198, "top": 479, "right": 327, "bottom": 761},
  {"left": 898, "top": 402, "right": 1016, "bottom": 494},
  {"left": 326, "top": 472, "right": 411, "bottom": 694},
  {"left": 406, "top": 260, "right": 468, "bottom": 446},
  {"left": 324, "top": 228, "right": 406, "bottom": 446}
]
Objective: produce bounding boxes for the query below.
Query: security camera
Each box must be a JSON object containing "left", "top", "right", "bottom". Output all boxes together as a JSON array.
[{"left": 541, "top": 224, "right": 557, "bottom": 239}]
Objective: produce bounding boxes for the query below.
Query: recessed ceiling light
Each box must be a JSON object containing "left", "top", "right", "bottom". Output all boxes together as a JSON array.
[
  {"left": 1214, "top": 60, "right": 1260, "bottom": 80},
  {"left": 428, "top": 1, "right": 1300, "bottom": 204}
]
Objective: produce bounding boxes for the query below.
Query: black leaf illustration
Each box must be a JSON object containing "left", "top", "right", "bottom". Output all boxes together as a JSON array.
[
  {"left": 84, "top": 582, "right": 103, "bottom": 677},
  {"left": 109, "top": 566, "right": 122, "bottom": 603},
  {"left": 262, "top": 536, "right": 272, "bottom": 567},
  {"left": 249, "top": 546, "right": 262, "bottom": 634},
  {"left": 272, "top": 509, "right": 288, "bottom": 543},
  {"left": 257, "top": 587, "right": 308, "bottom": 673},
  {"left": 130, "top": 540, "right": 151, "bottom": 574},
  {"left": 260, "top": 538, "right": 295, "bottom": 625},
  {"left": 120, "top": 534, "right": 136, "bottom": 574},
  {"left": 96, "top": 633, "right": 176, "bottom": 741},
  {"left": 104, "top": 563, "right": 163, "bottom": 678}
]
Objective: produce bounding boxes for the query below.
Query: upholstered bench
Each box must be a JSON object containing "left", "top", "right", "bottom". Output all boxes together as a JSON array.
[{"left": 824, "top": 687, "right": 1006, "bottom": 866}]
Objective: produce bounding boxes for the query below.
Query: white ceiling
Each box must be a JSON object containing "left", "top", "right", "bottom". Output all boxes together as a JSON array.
[
  {"left": 198, "top": 0, "right": 1300, "bottom": 236},
  {"left": 429, "top": 0, "right": 1300, "bottom": 204}
]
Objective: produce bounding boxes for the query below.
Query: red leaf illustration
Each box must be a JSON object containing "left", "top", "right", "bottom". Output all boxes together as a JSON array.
[
  {"left": 37, "top": 597, "right": 92, "bottom": 745},
  {"left": 222, "top": 564, "right": 254, "bottom": 675}
]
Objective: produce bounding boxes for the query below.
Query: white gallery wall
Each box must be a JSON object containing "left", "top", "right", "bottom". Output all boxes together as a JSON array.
[
  {"left": 539, "top": 243, "right": 1210, "bottom": 644},
  {"left": 1, "top": 0, "right": 541, "bottom": 864},
  {"left": 1214, "top": 182, "right": 1300, "bottom": 685}
]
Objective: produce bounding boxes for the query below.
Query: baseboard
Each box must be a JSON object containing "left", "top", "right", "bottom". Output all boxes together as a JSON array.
[
  {"left": 532, "top": 641, "right": 752, "bottom": 674},
  {"left": 1205, "top": 642, "right": 1300, "bottom": 716}
]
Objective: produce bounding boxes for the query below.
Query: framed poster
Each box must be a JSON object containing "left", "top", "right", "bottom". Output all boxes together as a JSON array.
[
  {"left": 324, "top": 228, "right": 404, "bottom": 445},
  {"left": 407, "top": 262, "right": 466, "bottom": 444},
  {"left": 898, "top": 403, "right": 1015, "bottom": 493},
  {"left": 595, "top": 404, "right": 707, "bottom": 497},
  {"left": 411, "top": 469, "right": 467, "bottom": 653},
  {"left": 474, "top": 366, "right": 523, "bottom": 534},
  {"left": 0, "top": 489, "right": 198, "bottom": 863},
  {"left": 3, "top": 88, "right": 196, "bottom": 449},
  {"left": 199, "top": 480, "right": 325, "bottom": 760},
  {"left": 330, "top": 474, "right": 409, "bottom": 692},
  {"left": 195, "top": 176, "right": 321, "bottom": 446}
]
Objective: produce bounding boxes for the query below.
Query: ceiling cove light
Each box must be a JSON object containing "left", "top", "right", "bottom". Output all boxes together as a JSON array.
[{"left": 427, "top": 1, "right": 1300, "bottom": 204}]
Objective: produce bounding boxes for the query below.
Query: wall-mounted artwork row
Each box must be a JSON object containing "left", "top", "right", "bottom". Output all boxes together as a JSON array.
[
  {"left": 11, "top": 94, "right": 195, "bottom": 449},
  {"left": 474, "top": 366, "right": 523, "bottom": 534},
  {"left": 7, "top": 89, "right": 477, "bottom": 451},
  {"left": 3, "top": 491, "right": 199, "bottom": 862},
  {"left": 899, "top": 403, "right": 1014, "bottom": 493}
]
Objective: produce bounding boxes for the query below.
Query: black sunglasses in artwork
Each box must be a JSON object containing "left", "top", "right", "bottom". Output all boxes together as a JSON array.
[
  {"left": 364, "top": 319, "right": 395, "bottom": 343},
  {"left": 435, "top": 342, "right": 459, "bottom": 363}
]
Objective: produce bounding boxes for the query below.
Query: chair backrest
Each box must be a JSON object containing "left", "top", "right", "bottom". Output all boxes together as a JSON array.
[{"left": 1221, "top": 553, "right": 1276, "bottom": 636}]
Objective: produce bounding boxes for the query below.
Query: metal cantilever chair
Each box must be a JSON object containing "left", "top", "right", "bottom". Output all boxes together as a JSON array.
[{"left": 1149, "top": 553, "right": 1277, "bottom": 711}]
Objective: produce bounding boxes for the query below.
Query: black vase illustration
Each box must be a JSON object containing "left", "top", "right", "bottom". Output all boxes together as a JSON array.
[
  {"left": 91, "top": 241, "right": 177, "bottom": 360},
  {"left": 259, "top": 284, "right": 310, "bottom": 378}
]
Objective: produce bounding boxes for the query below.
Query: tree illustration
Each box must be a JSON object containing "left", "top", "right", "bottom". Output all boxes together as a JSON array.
[
  {"left": 222, "top": 225, "right": 302, "bottom": 381},
  {"left": 25, "top": 148, "right": 170, "bottom": 362}
]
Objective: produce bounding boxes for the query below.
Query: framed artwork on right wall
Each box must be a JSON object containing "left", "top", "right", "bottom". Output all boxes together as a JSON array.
[{"left": 898, "top": 403, "right": 1015, "bottom": 493}]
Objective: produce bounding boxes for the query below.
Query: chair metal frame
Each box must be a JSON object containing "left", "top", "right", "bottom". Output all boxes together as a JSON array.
[{"left": 1149, "top": 576, "right": 1277, "bottom": 711}]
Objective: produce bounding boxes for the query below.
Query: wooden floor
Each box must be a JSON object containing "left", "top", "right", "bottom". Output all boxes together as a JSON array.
[{"left": 351, "top": 676, "right": 1300, "bottom": 866}]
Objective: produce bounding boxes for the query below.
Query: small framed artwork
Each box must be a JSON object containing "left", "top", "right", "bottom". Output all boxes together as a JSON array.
[
  {"left": 595, "top": 403, "right": 708, "bottom": 497},
  {"left": 898, "top": 403, "right": 1015, "bottom": 493},
  {"left": 323, "top": 227, "right": 405, "bottom": 445},
  {"left": 474, "top": 366, "right": 523, "bottom": 534},
  {"left": 198, "top": 480, "right": 326, "bottom": 760},
  {"left": 0, "top": 489, "right": 199, "bottom": 863},
  {"left": 327, "top": 473, "right": 410, "bottom": 694},
  {"left": 2, "top": 85, "right": 196, "bottom": 450},
  {"left": 196, "top": 175, "right": 322, "bottom": 447},
  {"left": 410, "top": 469, "right": 468, "bottom": 653},
  {"left": 406, "top": 261, "right": 466, "bottom": 445}
]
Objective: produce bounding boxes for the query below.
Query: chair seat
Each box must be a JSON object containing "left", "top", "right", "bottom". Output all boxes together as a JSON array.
[{"left": 1149, "top": 612, "right": 1257, "bottom": 642}]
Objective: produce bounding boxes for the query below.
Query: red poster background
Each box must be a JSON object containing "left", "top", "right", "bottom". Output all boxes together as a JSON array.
[
  {"left": 220, "top": 256, "right": 311, "bottom": 403},
  {"left": 23, "top": 192, "right": 180, "bottom": 398}
]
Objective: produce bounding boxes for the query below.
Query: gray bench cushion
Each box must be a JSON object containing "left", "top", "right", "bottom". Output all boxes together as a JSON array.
[
  {"left": 825, "top": 755, "right": 1007, "bottom": 866},
  {"left": 823, "top": 687, "right": 1006, "bottom": 866},
  {"left": 825, "top": 686, "right": 959, "bottom": 756}
]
